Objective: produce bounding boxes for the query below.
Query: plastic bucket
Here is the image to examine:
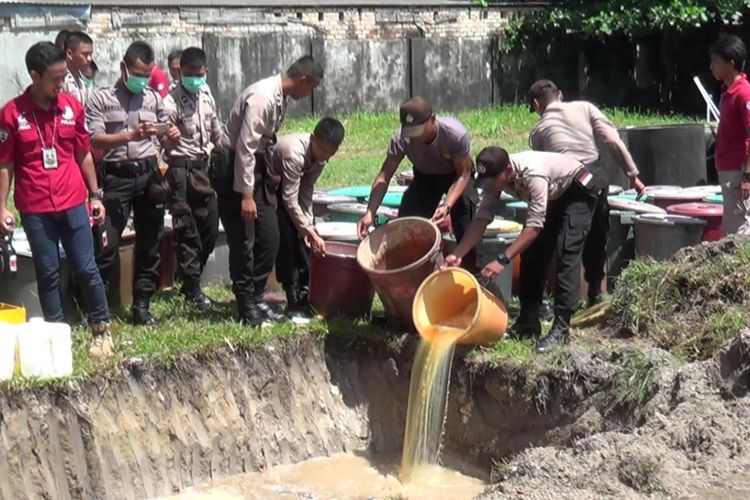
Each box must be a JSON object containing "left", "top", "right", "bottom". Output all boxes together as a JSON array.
[
  {"left": 607, "top": 210, "right": 636, "bottom": 288},
  {"left": 309, "top": 242, "right": 375, "bottom": 318},
  {"left": 634, "top": 214, "right": 706, "bottom": 261},
  {"left": 666, "top": 203, "right": 724, "bottom": 242},
  {"left": 412, "top": 267, "right": 508, "bottom": 346},
  {"left": 357, "top": 217, "right": 443, "bottom": 331},
  {"left": 18, "top": 319, "right": 54, "bottom": 378},
  {"left": 316, "top": 222, "right": 361, "bottom": 243}
]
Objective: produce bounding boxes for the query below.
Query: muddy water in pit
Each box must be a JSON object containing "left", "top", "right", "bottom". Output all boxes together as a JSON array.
[
  {"left": 164, "top": 453, "right": 486, "bottom": 500},
  {"left": 400, "top": 303, "right": 475, "bottom": 483}
]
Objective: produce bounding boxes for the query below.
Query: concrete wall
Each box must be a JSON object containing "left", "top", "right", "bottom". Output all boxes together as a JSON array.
[{"left": 0, "top": 4, "right": 525, "bottom": 113}]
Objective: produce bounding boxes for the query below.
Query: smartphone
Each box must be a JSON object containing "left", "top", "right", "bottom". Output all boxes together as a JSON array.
[{"left": 152, "top": 122, "right": 169, "bottom": 134}]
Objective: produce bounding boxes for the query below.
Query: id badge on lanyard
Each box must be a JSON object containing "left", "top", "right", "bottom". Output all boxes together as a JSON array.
[
  {"left": 32, "top": 111, "right": 59, "bottom": 170},
  {"left": 42, "top": 148, "right": 58, "bottom": 169}
]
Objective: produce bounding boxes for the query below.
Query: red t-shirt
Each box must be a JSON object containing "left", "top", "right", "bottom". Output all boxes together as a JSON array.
[
  {"left": 0, "top": 89, "right": 89, "bottom": 214},
  {"left": 148, "top": 66, "right": 170, "bottom": 98},
  {"left": 715, "top": 73, "right": 750, "bottom": 172}
]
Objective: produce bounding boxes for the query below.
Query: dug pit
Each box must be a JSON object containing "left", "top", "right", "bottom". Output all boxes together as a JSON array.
[{"left": 2, "top": 327, "right": 750, "bottom": 499}]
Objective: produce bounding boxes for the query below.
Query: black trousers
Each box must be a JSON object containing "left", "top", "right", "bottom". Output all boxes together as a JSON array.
[
  {"left": 398, "top": 170, "right": 476, "bottom": 270},
  {"left": 275, "top": 203, "right": 309, "bottom": 291},
  {"left": 215, "top": 154, "right": 279, "bottom": 305},
  {"left": 519, "top": 182, "right": 596, "bottom": 325},
  {"left": 582, "top": 187, "right": 609, "bottom": 291},
  {"left": 97, "top": 161, "right": 164, "bottom": 300},
  {"left": 167, "top": 161, "right": 219, "bottom": 290}
]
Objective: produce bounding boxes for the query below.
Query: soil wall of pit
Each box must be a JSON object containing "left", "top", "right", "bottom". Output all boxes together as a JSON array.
[{"left": 0, "top": 336, "right": 608, "bottom": 500}]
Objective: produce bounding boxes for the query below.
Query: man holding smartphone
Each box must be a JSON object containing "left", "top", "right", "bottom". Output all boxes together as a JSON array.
[{"left": 86, "top": 41, "right": 181, "bottom": 325}]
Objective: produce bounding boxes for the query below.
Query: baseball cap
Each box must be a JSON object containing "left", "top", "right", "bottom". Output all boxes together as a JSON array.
[
  {"left": 399, "top": 97, "right": 433, "bottom": 138},
  {"left": 475, "top": 146, "right": 510, "bottom": 189},
  {"left": 527, "top": 79, "right": 559, "bottom": 112}
]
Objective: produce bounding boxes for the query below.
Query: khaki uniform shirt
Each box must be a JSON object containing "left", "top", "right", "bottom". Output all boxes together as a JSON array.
[
  {"left": 530, "top": 101, "right": 639, "bottom": 177},
  {"left": 226, "top": 74, "right": 286, "bottom": 194},
  {"left": 270, "top": 133, "right": 326, "bottom": 236},
  {"left": 62, "top": 70, "right": 89, "bottom": 107},
  {"left": 163, "top": 84, "right": 226, "bottom": 160},
  {"left": 477, "top": 151, "right": 583, "bottom": 228},
  {"left": 85, "top": 81, "right": 168, "bottom": 162}
]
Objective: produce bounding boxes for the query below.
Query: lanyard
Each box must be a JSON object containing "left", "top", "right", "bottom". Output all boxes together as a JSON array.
[{"left": 30, "top": 110, "right": 57, "bottom": 150}]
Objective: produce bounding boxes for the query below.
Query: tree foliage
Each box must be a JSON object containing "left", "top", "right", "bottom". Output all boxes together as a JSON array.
[{"left": 477, "top": 0, "right": 750, "bottom": 50}]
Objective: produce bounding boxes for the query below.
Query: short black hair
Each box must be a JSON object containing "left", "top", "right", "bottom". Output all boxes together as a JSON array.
[
  {"left": 710, "top": 34, "right": 747, "bottom": 72},
  {"left": 124, "top": 41, "right": 155, "bottom": 66},
  {"left": 286, "top": 55, "right": 324, "bottom": 80},
  {"left": 313, "top": 117, "right": 345, "bottom": 146},
  {"left": 25, "top": 41, "right": 66, "bottom": 75},
  {"left": 180, "top": 47, "right": 207, "bottom": 69},
  {"left": 54, "top": 30, "right": 70, "bottom": 50},
  {"left": 65, "top": 31, "right": 93, "bottom": 52},
  {"left": 168, "top": 49, "right": 183, "bottom": 64},
  {"left": 476, "top": 147, "right": 511, "bottom": 178}
]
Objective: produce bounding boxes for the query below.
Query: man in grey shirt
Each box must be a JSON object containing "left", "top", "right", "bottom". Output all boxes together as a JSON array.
[{"left": 358, "top": 97, "right": 476, "bottom": 268}]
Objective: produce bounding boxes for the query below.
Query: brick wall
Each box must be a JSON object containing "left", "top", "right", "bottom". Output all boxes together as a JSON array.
[{"left": 84, "top": 6, "right": 526, "bottom": 40}]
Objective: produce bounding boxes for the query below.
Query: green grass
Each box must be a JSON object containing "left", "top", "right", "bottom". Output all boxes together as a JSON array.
[
  {"left": 611, "top": 241, "right": 750, "bottom": 361},
  {"left": 0, "top": 285, "right": 395, "bottom": 391},
  {"left": 279, "top": 105, "right": 694, "bottom": 190},
  {"left": 608, "top": 350, "right": 661, "bottom": 412}
]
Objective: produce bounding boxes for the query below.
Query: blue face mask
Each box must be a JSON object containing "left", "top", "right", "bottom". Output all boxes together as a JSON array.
[
  {"left": 181, "top": 75, "right": 206, "bottom": 94},
  {"left": 124, "top": 67, "right": 149, "bottom": 94}
]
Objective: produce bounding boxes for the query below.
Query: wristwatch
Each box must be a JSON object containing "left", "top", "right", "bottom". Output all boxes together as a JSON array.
[
  {"left": 496, "top": 252, "right": 511, "bottom": 266},
  {"left": 89, "top": 189, "right": 104, "bottom": 201}
]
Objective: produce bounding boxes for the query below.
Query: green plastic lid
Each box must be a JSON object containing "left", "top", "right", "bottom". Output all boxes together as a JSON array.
[
  {"left": 609, "top": 193, "right": 649, "bottom": 202},
  {"left": 703, "top": 194, "right": 723, "bottom": 204},
  {"left": 375, "top": 192, "right": 404, "bottom": 207},
  {"left": 327, "top": 186, "right": 372, "bottom": 199}
]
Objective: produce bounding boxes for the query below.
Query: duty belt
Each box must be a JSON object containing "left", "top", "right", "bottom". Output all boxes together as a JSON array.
[
  {"left": 103, "top": 157, "right": 157, "bottom": 178},
  {"left": 169, "top": 157, "right": 209, "bottom": 171}
]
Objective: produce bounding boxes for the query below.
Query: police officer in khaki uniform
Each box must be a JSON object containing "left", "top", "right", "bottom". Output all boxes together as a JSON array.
[
  {"left": 61, "top": 31, "right": 94, "bottom": 106},
  {"left": 446, "top": 148, "right": 601, "bottom": 353},
  {"left": 219, "top": 56, "right": 323, "bottom": 326},
  {"left": 86, "top": 41, "right": 181, "bottom": 325},
  {"left": 163, "top": 47, "right": 226, "bottom": 310},
  {"left": 270, "top": 118, "right": 345, "bottom": 315}
]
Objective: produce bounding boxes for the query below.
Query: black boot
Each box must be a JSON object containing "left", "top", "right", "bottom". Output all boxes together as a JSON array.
[
  {"left": 587, "top": 285, "right": 604, "bottom": 308},
  {"left": 252, "top": 291, "right": 285, "bottom": 323},
  {"left": 237, "top": 296, "right": 265, "bottom": 327},
  {"left": 132, "top": 296, "right": 158, "bottom": 326},
  {"left": 505, "top": 318, "right": 542, "bottom": 341},
  {"left": 182, "top": 281, "right": 213, "bottom": 311},
  {"left": 284, "top": 285, "right": 311, "bottom": 316},
  {"left": 535, "top": 314, "right": 571, "bottom": 353}
]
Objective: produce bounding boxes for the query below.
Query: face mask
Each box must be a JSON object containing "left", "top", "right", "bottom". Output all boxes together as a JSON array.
[
  {"left": 181, "top": 76, "right": 206, "bottom": 94},
  {"left": 81, "top": 76, "right": 93, "bottom": 88},
  {"left": 124, "top": 67, "right": 149, "bottom": 94}
]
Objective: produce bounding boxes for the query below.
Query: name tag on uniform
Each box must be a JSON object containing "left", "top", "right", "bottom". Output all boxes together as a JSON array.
[{"left": 42, "top": 148, "right": 58, "bottom": 170}]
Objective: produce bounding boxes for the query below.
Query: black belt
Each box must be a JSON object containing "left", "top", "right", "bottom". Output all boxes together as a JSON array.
[
  {"left": 103, "top": 157, "right": 157, "bottom": 177},
  {"left": 169, "top": 157, "right": 209, "bottom": 171}
]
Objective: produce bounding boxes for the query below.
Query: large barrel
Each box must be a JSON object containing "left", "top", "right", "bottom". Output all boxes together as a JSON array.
[
  {"left": 600, "top": 124, "right": 707, "bottom": 188},
  {"left": 356, "top": 217, "right": 442, "bottom": 331},
  {"left": 634, "top": 214, "right": 706, "bottom": 261},
  {"left": 309, "top": 242, "right": 374, "bottom": 318}
]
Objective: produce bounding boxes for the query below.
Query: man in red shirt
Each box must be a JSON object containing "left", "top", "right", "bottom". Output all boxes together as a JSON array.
[
  {"left": 711, "top": 34, "right": 750, "bottom": 235},
  {"left": 148, "top": 65, "right": 170, "bottom": 98},
  {"left": 0, "top": 42, "right": 113, "bottom": 358}
]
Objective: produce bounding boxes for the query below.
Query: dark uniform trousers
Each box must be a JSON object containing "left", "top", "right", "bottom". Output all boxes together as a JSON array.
[
  {"left": 96, "top": 157, "right": 165, "bottom": 301},
  {"left": 519, "top": 181, "right": 596, "bottom": 326},
  {"left": 275, "top": 202, "right": 309, "bottom": 292},
  {"left": 214, "top": 151, "right": 280, "bottom": 310},
  {"left": 582, "top": 187, "right": 609, "bottom": 292},
  {"left": 166, "top": 158, "right": 219, "bottom": 291},
  {"left": 398, "top": 169, "right": 477, "bottom": 271}
]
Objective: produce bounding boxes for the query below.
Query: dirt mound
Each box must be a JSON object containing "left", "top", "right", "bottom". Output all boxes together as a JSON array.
[
  {"left": 481, "top": 331, "right": 750, "bottom": 499},
  {"left": 612, "top": 235, "right": 750, "bottom": 360}
]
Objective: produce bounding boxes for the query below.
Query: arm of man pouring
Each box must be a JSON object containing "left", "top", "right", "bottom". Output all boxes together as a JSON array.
[{"left": 447, "top": 179, "right": 544, "bottom": 280}]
